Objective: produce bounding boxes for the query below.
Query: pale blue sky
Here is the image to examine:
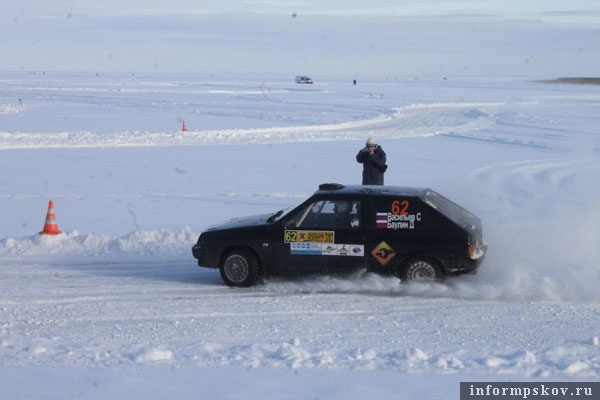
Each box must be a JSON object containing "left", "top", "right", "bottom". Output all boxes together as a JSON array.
[
  {"left": 4, "top": 0, "right": 600, "bottom": 20},
  {"left": 1, "top": 1, "right": 599, "bottom": 75}
]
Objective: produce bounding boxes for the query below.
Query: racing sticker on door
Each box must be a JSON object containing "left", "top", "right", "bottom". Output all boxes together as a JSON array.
[
  {"left": 291, "top": 242, "right": 364, "bottom": 256},
  {"left": 371, "top": 241, "right": 396, "bottom": 266},
  {"left": 285, "top": 230, "right": 334, "bottom": 243},
  {"left": 376, "top": 200, "right": 421, "bottom": 230}
]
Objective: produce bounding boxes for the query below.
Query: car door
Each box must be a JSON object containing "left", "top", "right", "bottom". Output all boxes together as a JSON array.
[
  {"left": 365, "top": 195, "right": 445, "bottom": 274},
  {"left": 275, "top": 197, "right": 366, "bottom": 276}
]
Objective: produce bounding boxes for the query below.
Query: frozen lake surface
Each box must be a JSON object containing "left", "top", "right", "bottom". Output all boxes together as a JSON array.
[{"left": 1, "top": 72, "right": 599, "bottom": 398}]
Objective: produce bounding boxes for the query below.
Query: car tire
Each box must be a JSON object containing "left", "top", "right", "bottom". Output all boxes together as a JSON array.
[
  {"left": 220, "top": 249, "right": 260, "bottom": 287},
  {"left": 400, "top": 258, "right": 442, "bottom": 282}
]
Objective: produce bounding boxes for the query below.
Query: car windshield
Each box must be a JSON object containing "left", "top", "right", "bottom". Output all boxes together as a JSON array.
[{"left": 267, "top": 207, "right": 291, "bottom": 223}]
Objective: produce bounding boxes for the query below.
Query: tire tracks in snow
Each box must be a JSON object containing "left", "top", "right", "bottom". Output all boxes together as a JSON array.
[{"left": 0, "top": 102, "right": 501, "bottom": 149}]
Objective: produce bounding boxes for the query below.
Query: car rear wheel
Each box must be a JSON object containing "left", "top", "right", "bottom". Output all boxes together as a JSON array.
[
  {"left": 401, "top": 258, "right": 441, "bottom": 282},
  {"left": 220, "top": 249, "right": 260, "bottom": 287}
]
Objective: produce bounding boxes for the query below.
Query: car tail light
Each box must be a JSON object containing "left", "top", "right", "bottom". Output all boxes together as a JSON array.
[
  {"left": 467, "top": 243, "right": 484, "bottom": 260},
  {"left": 467, "top": 244, "right": 474, "bottom": 259}
]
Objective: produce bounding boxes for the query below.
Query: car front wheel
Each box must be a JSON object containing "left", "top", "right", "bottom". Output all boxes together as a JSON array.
[
  {"left": 220, "top": 249, "right": 260, "bottom": 287},
  {"left": 400, "top": 258, "right": 441, "bottom": 282}
]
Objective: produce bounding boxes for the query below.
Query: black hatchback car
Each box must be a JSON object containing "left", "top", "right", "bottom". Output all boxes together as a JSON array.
[{"left": 192, "top": 183, "right": 486, "bottom": 287}]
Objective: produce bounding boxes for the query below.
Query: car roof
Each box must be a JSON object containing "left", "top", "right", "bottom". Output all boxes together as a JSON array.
[
  {"left": 315, "top": 183, "right": 429, "bottom": 197},
  {"left": 314, "top": 183, "right": 481, "bottom": 227}
]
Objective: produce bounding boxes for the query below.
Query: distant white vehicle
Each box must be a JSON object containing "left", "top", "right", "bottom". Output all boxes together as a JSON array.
[{"left": 295, "top": 75, "right": 313, "bottom": 84}]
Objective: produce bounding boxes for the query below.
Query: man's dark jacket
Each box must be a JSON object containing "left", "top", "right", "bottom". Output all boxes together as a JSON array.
[{"left": 356, "top": 146, "right": 387, "bottom": 185}]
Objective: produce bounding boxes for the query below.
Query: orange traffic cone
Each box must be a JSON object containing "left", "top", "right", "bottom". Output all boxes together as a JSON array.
[
  {"left": 182, "top": 120, "right": 188, "bottom": 132},
  {"left": 39, "top": 200, "right": 62, "bottom": 235}
]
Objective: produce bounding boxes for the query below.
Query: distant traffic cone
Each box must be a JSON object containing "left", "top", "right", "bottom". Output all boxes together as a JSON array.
[
  {"left": 39, "top": 200, "right": 62, "bottom": 235},
  {"left": 182, "top": 120, "right": 188, "bottom": 132}
]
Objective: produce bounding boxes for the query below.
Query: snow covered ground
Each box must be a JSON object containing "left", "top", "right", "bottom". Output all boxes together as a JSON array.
[{"left": 1, "top": 72, "right": 599, "bottom": 398}]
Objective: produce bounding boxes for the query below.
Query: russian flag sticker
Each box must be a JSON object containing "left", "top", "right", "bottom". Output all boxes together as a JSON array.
[{"left": 376, "top": 212, "right": 387, "bottom": 229}]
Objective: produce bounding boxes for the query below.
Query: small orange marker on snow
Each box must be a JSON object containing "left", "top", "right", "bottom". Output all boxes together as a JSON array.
[
  {"left": 182, "top": 120, "right": 188, "bottom": 132},
  {"left": 39, "top": 200, "right": 62, "bottom": 235}
]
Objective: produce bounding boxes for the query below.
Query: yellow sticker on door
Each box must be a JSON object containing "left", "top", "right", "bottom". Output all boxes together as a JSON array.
[
  {"left": 371, "top": 241, "right": 396, "bottom": 266},
  {"left": 285, "top": 230, "right": 335, "bottom": 243}
]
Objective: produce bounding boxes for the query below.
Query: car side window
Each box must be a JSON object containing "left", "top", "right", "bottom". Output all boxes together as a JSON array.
[{"left": 289, "top": 199, "right": 361, "bottom": 229}]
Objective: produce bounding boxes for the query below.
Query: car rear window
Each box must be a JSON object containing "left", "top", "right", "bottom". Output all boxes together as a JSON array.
[{"left": 421, "top": 190, "right": 480, "bottom": 228}]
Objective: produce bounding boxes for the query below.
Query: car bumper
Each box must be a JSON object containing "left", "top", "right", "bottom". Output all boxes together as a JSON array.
[
  {"left": 192, "top": 243, "right": 219, "bottom": 269},
  {"left": 443, "top": 253, "right": 486, "bottom": 276}
]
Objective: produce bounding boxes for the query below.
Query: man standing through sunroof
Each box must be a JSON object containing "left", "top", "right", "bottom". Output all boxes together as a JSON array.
[{"left": 356, "top": 137, "right": 387, "bottom": 185}]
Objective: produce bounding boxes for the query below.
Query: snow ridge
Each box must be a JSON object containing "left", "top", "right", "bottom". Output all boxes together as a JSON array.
[{"left": 0, "top": 102, "right": 500, "bottom": 149}]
